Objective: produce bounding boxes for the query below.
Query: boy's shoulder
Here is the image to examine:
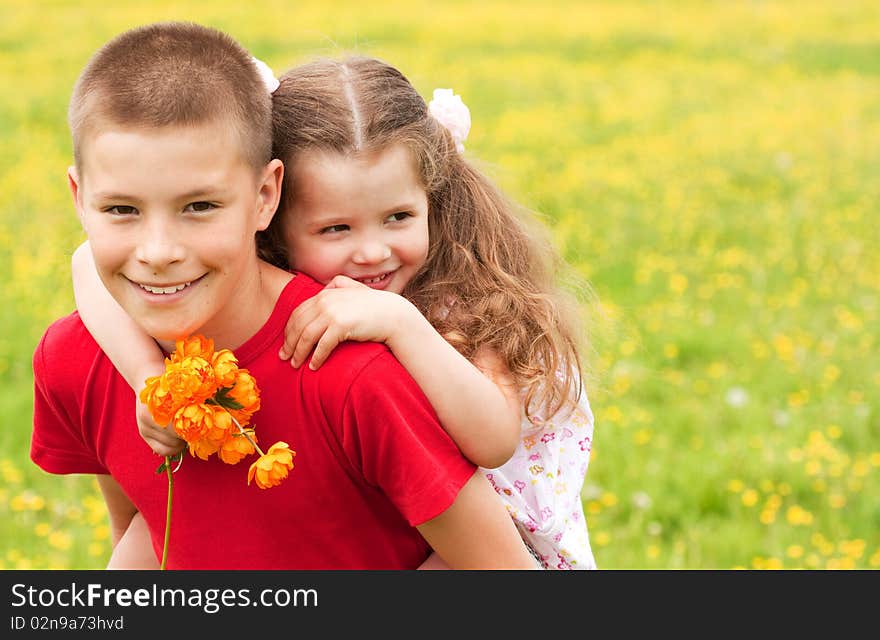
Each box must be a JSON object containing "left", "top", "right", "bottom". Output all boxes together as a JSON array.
[
  {"left": 35, "top": 311, "right": 100, "bottom": 367},
  {"left": 34, "top": 311, "right": 103, "bottom": 375},
  {"left": 313, "top": 340, "right": 396, "bottom": 382},
  {"left": 305, "top": 341, "right": 431, "bottom": 431},
  {"left": 33, "top": 311, "right": 107, "bottom": 402}
]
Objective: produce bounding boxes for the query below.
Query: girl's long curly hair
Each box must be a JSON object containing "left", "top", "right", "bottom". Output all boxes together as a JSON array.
[{"left": 263, "top": 56, "right": 586, "bottom": 419}]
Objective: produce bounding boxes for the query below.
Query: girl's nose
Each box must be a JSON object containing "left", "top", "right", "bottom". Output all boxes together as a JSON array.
[{"left": 352, "top": 240, "right": 392, "bottom": 265}]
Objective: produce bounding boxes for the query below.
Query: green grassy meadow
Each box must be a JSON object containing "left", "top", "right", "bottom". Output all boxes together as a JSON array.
[{"left": 1, "top": 0, "right": 878, "bottom": 569}]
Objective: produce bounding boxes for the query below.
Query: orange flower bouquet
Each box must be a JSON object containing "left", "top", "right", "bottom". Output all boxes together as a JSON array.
[{"left": 139, "top": 335, "right": 295, "bottom": 569}]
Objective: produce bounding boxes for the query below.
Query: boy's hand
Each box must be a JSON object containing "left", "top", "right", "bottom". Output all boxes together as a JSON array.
[
  {"left": 137, "top": 401, "right": 185, "bottom": 457},
  {"left": 279, "top": 275, "right": 415, "bottom": 370}
]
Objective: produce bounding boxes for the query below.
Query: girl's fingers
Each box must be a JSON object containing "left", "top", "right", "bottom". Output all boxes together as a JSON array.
[
  {"left": 141, "top": 416, "right": 185, "bottom": 456},
  {"left": 325, "top": 274, "right": 363, "bottom": 289},
  {"left": 282, "top": 291, "right": 360, "bottom": 367},
  {"left": 280, "top": 301, "right": 320, "bottom": 362},
  {"left": 292, "top": 318, "right": 331, "bottom": 369},
  {"left": 308, "top": 325, "right": 345, "bottom": 370},
  {"left": 146, "top": 437, "right": 185, "bottom": 458},
  {"left": 137, "top": 401, "right": 184, "bottom": 455},
  {"left": 279, "top": 309, "right": 305, "bottom": 360},
  {"left": 141, "top": 425, "right": 183, "bottom": 447}
]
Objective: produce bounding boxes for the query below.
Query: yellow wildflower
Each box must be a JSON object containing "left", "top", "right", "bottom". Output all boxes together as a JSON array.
[{"left": 248, "top": 442, "right": 296, "bottom": 489}]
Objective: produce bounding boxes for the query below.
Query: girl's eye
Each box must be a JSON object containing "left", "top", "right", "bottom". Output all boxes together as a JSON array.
[
  {"left": 106, "top": 205, "right": 137, "bottom": 215},
  {"left": 185, "top": 201, "right": 216, "bottom": 213},
  {"left": 320, "top": 224, "right": 349, "bottom": 234},
  {"left": 387, "top": 212, "right": 411, "bottom": 222}
]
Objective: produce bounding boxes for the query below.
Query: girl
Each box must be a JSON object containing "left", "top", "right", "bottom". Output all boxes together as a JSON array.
[{"left": 73, "top": 56, "right": 596, "bottom": 570}]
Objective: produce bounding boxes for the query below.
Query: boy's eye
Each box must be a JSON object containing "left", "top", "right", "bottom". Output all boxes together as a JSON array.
[
  {"left": 387, "top": 212, "right": 411, "bottom": 222},
  {"left": 320, "top": 224, "right": 349, "bottom": 234},
  {"left": 106, "top": 205, "right": 138, "bottom": 215},
  {"left": 185, "top": 201, "right": 216, "bottom": 213}
]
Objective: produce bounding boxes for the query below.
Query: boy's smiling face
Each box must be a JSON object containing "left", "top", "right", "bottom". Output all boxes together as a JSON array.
[{"left": 69, "top": 120, "right": 282, "bottom": 349}]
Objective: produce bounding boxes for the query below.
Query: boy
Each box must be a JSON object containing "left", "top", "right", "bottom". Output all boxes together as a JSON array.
[{"left": 31, "top": 21, "right": 536, "bottom": 569}]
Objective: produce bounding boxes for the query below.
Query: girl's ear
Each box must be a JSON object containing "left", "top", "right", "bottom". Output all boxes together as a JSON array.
[
  {"left": 67, "top": 166, "right": 87, "bottom": 231},
  {"left": 255, "top": 159, "right": 284, "bottom": 231}
]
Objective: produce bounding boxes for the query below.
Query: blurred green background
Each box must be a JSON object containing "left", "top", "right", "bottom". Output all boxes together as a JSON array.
[{"left": 1, "top": 0, "right": 878, "bottom": 569}]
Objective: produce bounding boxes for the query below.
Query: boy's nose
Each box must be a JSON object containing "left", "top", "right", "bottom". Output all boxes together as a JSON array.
[
  {"left": 352, "top": 241, "right": 392, "bottom": 265},
  {"left": 135, "top": 222, "right": 185, "bottom": 268}
]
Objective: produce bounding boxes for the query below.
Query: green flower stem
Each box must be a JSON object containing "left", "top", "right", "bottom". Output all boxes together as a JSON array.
[
  {"left": 228, "top": 412, "right": 265, "bottom": 457},
  {"left": 161, "top": 455, "right": 173, "bottom": 570},
  {"left": 158, "top": 415, "right": 253, "bottom": 572}
]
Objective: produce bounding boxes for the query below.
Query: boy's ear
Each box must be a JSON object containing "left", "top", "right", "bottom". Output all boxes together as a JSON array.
[
  {"left": 255, "top": 159, "right": 284, "bottom": 231},
  {"left": 67, "top": 166, "right": 87, "bottom": 230}
]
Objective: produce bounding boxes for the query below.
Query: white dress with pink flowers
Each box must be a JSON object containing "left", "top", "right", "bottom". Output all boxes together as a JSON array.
[{"left": 481, "top": 381, "right": 596, "bottom": 570}]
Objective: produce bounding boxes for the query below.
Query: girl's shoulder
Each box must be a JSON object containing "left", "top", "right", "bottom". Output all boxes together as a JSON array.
[{"left": 521, "top": 373, "right": 593, "bottom": 437}]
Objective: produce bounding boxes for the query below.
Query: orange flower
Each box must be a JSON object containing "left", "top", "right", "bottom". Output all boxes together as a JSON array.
[
  {"left": 218, "top": 431, "right": 257, "bottom": 465},
  {"left": 188, "top": 437, "right": 222, "bottom": 461},
  {"left": 164, "top": 356, "right": 216, "bottom": 405},
  {"left": 227, "top": 368, "right": 261, "bottom": 426},
  {"left": 141, "top": 344, "right": 218, "bottom": 427},
  {"left": 139, "top": 375, "right": 176, "bottom": 426},
  {"left": 172, "top": 402, "right": 229, "bottom": 447},
  {"left": 248, "top": 441, "right": 295, "bottom": 489},
  {"left": 211, "top": 349, "right": 239, "bottom": 388},
  {"left": 143, "top": 333, "right": 293, "bottom": 570},
  {"left": 172, "top": 335, "right": 215, "bottom": 362},
  {"left": 188, "top": 405, "right": 236, "bottom": 460}
]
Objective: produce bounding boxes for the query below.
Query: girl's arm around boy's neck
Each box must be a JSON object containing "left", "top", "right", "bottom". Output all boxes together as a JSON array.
[
  {"left": 280, "top": 279, "right": 522, "bottom": 469},
  {"left": 386, "top": 301, "right": 522, "bottom": 469},
  {"left": 71, "top": 241, "right": 166, "bottom": 391},
  {"left": 72, "top": 241, "right": 186, "bottom": 457}
]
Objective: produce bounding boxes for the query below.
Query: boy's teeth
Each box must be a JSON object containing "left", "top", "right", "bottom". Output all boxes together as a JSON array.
[
  {"left": 361, "top": 274, "right": 387, "bottom": 284},
  {"left": 139, "top": 282, "right": 191, "bottom": 294}
]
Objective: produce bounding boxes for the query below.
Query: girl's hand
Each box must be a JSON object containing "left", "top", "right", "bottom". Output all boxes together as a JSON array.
[
  {"left": 322, "top": 274, "right": 365, "bottom": 291},
  {"left": 136, "top": 401, "right": 185, "bottom": 457},
  {"left": 279, "top": 275, "right": 416, "bottom": 370}
]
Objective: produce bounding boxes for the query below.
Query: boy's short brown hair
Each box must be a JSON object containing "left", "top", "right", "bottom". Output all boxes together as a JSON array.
[{"left": 69, "top": 21, "right": 272, "bottom": 173}]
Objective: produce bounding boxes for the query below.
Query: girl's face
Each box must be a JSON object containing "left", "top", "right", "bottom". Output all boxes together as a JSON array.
[{"left": 283, "top": 143, "right": 429, "bottom": 295}]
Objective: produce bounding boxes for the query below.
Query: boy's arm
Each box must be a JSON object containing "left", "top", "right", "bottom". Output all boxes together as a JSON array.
[
  {"left": 96, "top": 474, "right": 138, "bottom": 549},
  {"left": 282, "top": 276, "right": 521, "bottom": 468},
  {"left": 71, "top": 241, "right": 184, "bottom": 456},
  {"left": 106, "top": 512, "right": 160, "bottom": 569},
  {"left": 416, "top": 471, "right": 537, "bottom": 569},
  {"left": 96, "top": 475, "right": 159, "bottom": 569}
]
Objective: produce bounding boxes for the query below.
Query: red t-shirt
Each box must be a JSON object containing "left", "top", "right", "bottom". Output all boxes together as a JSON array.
[{"left": 31, "top": 273, "right": 475, "bottom": 569}]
